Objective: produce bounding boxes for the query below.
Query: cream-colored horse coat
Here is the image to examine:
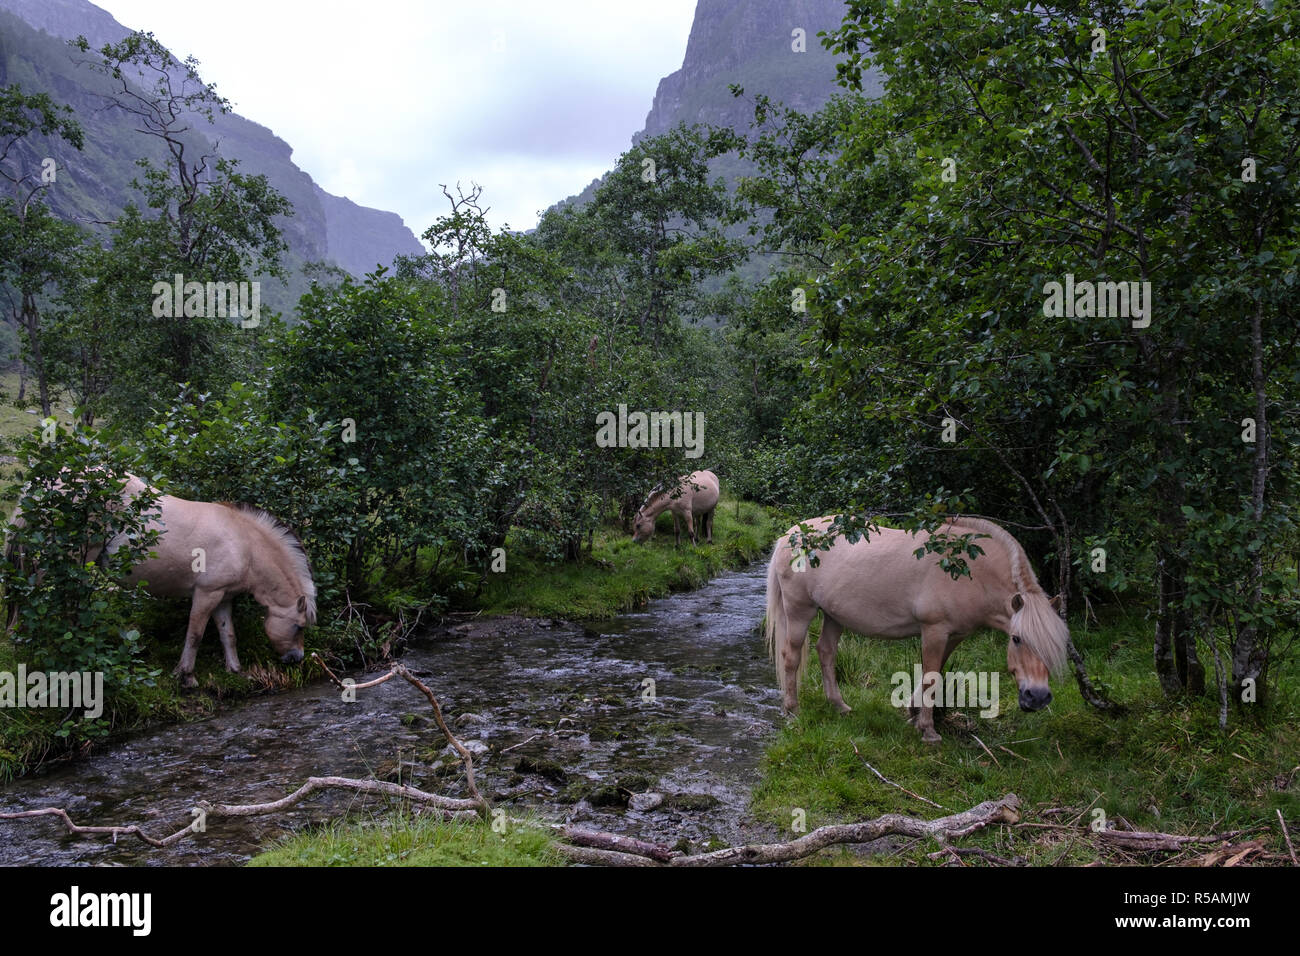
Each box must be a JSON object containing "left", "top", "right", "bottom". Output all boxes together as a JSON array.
[
  {"left": 764, "top": 516, "right": 1068, "bottom": 742},
  {"left": 110, "top": 476, "right": 316, "bottom": 686},
  {"left": 632, "top": 470, "right": 720, "bottom": 546}
]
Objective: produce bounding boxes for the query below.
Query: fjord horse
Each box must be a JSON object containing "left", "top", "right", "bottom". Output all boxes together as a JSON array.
[
  {"left": 764, "top": 516, "right": 1068, "bottom": 742},
  {"left": 6, "top": 474, "right": 316, "bottom": 688},
  {"left": 632, "top": 470, "right": 720, "bottom": 546}
]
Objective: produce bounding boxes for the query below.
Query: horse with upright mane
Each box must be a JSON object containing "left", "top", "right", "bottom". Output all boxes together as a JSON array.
[
  {"left": 632, "top": 469, "right": 720, "bottom": 546},
  {"left": 764, "top": 515, "right": 1068, "bottom": 743},
  {"left": 6, "top": 474, "right": 316, "bottom": 688}
]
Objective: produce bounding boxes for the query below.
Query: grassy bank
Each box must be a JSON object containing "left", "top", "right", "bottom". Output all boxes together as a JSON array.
[
  {"left": 751, "top": 609, "right": 1300, "bottom": 865},
  {"left": 250, "top": 812, "right": 562, "bottom": 867},
  {"left": 476, "top": 494, "right": 781, "bottom": 618}
]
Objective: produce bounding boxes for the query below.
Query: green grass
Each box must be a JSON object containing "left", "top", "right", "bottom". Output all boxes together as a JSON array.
[
  {"left": 751, "top": 608, "right": 1300, "bottom": 865},
  {"left": 249, "top": 811, "right": 563, "bottom": 867},
  {"left": 476, "top": 494, "right": 782, "bottom": 618}
]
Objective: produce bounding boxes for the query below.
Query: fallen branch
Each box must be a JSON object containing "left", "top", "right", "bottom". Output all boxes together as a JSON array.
[
  {"left": 1, "top": 776, "right": 481, "bottom": 850},
  {"left": 667, "top": 792, "right": 1021, "bottom": 867},
  {"left": 311, "top": 653, "right": 490, "bottom": 818},
  {"left": 3, "top": 660, "right": 491, "bottom": 851},
  {"left": 199, "top": 776, "right": 480, "bottom": 818},
  {"left": 561, "top": 826, "right": 678, "bottom": 863},
  {"left": 554, "top": 844, "right": 662, "bottom": 867},
  {"left": 1095, "top": 827, "right": 1251, "bottom": 851},
  {"left": 0, "top": 807, "right": 184, "bottom": 849},
  {"left": 554, "top": 794, "right": 1021, "bottom": 866},
  {"left": 927, "top": 845, "right": 1024, "bottom": 866}
]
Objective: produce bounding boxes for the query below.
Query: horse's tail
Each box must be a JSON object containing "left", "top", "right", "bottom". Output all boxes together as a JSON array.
[{"left": 764, "top": 538, "right": 807, "bottom": 698}]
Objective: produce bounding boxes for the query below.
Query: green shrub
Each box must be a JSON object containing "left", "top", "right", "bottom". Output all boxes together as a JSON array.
[{"left": 0, "top": 423, "right": 164, "bottom": 714}]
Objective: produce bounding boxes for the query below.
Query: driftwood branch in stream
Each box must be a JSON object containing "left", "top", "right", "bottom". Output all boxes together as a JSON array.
[
  {"left": 1, "top": 658, "right": 490, "bottom": 851},
  {"left": 0, "top": 776, "right": 481, "bottom": 850},
  {"left": 311, "top": 654, "right": 491, "bottom": 818}
]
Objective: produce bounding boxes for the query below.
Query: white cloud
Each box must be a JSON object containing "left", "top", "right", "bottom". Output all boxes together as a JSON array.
[{"left": 94, "top": 0, "right": 698, "bottom": 237}]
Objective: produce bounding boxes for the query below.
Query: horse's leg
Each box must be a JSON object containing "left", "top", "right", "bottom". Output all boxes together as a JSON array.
[
  {"left": 912, "top": 625, "right": 949, "bottom": 744},
  {"left": 706, "top": 509, "right": 714, "bottom": 543},
  {"left": 816, "top": 615, "right": 851, "bottom": 714},
  {"left": 684, "top": 511, "right": 697, "bottom": 546},
  {"left": 212, "top": 598, "right": 241, "bottom": 673},
  {"left": 781, "top": 601, "right": 817, "bottom": 714},
  {"left": 175, "top": 589, "right": 224, "bottom": 689},
  {"left": 673, "top": 513, "right": 681, "bottom": 548}
]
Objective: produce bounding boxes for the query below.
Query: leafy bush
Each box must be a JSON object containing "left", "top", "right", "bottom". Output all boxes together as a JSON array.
[
  {"left": 0, "top": 422, "right": 163, "bottom": 695},
  {"left": 136, "top": 379, "right": 363, "bottom": 606}
]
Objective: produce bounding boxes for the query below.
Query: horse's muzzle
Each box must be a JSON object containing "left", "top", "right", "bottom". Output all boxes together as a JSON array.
[
  {"left": 1018, "top": 687, "right": 1051, "bottom": 711},
  {"left": 281, "top": 648, "right": 305, "bottom": 665}
]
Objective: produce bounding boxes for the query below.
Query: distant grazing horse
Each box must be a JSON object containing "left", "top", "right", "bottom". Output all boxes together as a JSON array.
[
  {"left": 6, "top": 474, "right": 316, "bottom": 688},
  {"left": 763, "top": 516, "right": 1068, "bottom": 743},
  {"left": 632, "top": 470, "right": 720, "bottom": 546}
]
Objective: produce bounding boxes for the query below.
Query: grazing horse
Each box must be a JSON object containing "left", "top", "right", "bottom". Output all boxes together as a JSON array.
[
  {"left": 632, "top": 470, "right": 720, "bottom": 546},
  {"left": 763, "top": 516, "right": 1068, "bottom": 743},
  {"left": 7, "top": 474, "right": 316, "bottom": 688}
]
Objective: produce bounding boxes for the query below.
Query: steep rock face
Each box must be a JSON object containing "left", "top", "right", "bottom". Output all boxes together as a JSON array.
[
  {"left": 320, "top": 191, "right": 426, "bottom": 277},
  {"left": 0, "top": 0, "right": 122, "bottom": 49},
  {"left": 0, "top": 0, "right": 424, "bottom": 285},
  {"left": 552, "top": 0, "right": 880, "bottom": 215},
  {"left": 636, "top": 0, "right": 864, "bottom": 143}
]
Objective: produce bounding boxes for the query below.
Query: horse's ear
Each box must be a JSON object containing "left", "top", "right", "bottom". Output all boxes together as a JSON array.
[
  {"left": 297, "top": 594, "right": 307, "bottom": 614},
  {"left": 1049, "top": 594, "right": 1063, "bottom": 612},
  {"left": 1010, "top": 593, "right": 1024, "bottom": 613}
]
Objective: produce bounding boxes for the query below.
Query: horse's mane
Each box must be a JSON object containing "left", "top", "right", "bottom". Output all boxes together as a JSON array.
[
  {"left": 945, "top": 516, "right": 1068, "bottom": 673},
  {"left": 219, "top": 502, "right": 317, "bottom": 624},
  {"left": 639, "top": 474, "right": 692, "bottom": 513}
]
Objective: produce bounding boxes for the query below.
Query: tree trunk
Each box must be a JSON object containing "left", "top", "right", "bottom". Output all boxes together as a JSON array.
[{"left": 1232, "top": 299, "right": 1270, "bottom": 705}]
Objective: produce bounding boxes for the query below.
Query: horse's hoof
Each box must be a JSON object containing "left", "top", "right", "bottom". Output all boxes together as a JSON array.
[
  {"left": 834, "top": 701, "right": 852, "bottom": 715},
  {"left": 921, "top": 729, "right": 942, "bottom": 745},
  {"left": 175, "top": 673, "right": 198, "bottom": 690}
]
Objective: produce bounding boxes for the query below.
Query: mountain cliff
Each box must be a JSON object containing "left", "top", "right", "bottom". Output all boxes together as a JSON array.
[
  {"left": 554, "top": 0, "right": 878, "bottom": 214},
  {"left": 636, "top": 0, "right": 871, "bottom": 143},
  {"left": 0, "top": 0, "right": 425, "bottom": 310}
]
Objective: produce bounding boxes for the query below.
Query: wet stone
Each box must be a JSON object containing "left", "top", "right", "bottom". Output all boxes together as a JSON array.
[{"left": 629, "top": 792, "right": 664, "bottom": 812}]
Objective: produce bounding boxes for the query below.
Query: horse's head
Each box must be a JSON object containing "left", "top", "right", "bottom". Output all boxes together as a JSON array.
[
  {"left": 264, "top": 594, "right": 312, "bottom": 665},
  {"left": 1005, "top": 592, "right": 1068, "bottom": 711},
  {"left": 632, "top": 511, "right": 655, "bottom": 543}
]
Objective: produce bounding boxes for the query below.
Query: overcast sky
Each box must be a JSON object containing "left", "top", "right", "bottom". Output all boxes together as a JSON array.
[{"left": 94, "top": 1, "right": 699, "bottom": 243}]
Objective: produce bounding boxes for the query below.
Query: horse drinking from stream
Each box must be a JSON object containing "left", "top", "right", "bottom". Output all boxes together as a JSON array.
[
  {"left": 632, "top": 470, "right": 720, "bottom": 546},
  {"left": 763, "top": 516, "right": 1068, "bottom": 743},
  {"left": 6, "top": 474, "right": 316, "bottom": 688}
]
